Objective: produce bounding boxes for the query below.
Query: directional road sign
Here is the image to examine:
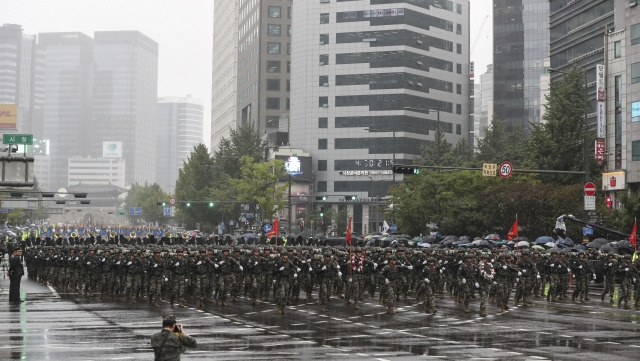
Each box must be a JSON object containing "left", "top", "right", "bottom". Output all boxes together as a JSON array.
[
  {"left": 3, "top": 133, "right": 33, "bottom": 145},
  {"left": 163, "top": 206, "right": 172, "bottom": 217}
]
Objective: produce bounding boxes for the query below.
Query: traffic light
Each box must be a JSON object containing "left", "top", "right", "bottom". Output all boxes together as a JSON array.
[
  {"left": 315, "top": 196, "right": 327, "bottom": 201},
  {"left": 392, "top": 165, "right": 420, "bottom": 174},
  {"left": 156, "top": 202, "right": 166, "bottom": 206},
  {"left": 186, "top": 202, "right": 191, "bottom": 207},
  {"left": 345, "top": 195, "right": 357, "bottom": 201},
  {"left": 208, "top": 202, "right": 214, "bottom": 207}
]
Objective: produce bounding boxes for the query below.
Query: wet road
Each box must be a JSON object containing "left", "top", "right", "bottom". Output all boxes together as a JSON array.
[{"left": 1, "top": 276, "right": 640, "bottom": 360}]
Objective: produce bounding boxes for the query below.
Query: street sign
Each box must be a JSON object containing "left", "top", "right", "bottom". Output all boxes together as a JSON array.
[
  {"left": 163, "top": 206, "right": 172, "bottom": 217},
  {"left": 263, "top": 223, "right": 273, "bottom": 233},
  {"left": 583, "top": 226, "right": 594, "bottom": 235},
  {"left": 3, "top": 133, "right": 33, "bottom": 145},
  {"left": 390, "top": 224, "right": 398, "bottom": 233},
  {"left": 169, "top": 197, "right": 176, "bottom": 206},
  {"left": 129, "top": 207, "right": 143, "bottom": 215},
  {"left": 499, "top": 161, "right": 513, "bottom": 178},
  {"left": 584, "top": 195, "right": 596, "bottom": 210},
  {"left": 584, "top": 182, "right": 597, "bottom": 196},
  {"left": 482, "top": 163, "right": 497, "bottom": 177}
]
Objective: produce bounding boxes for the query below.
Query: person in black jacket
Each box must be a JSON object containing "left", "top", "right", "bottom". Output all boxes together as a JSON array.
[{"left": 8, "top": 247, "right": 25, "bottom": 302}]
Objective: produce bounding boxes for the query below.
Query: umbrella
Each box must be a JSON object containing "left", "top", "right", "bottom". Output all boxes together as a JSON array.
[
  {"left": 443, "top": 235, "right": 459, "bottom": 243},
  {"left": 571, "top": 244, "right": 587, "bottom": 251},
  {"left": 616, "top": 240, "right": 635, "bottom": 255},
  {"left": 459, "top": 235, "right": 472, "bottom": 243},
  {"left": 422, "top": 235, "right": 438, "bottom": 244},
  {"left": 556, "top": 238, "right": 575, "bottom": 247},
  {"left": 587, "top": 238, "right": 609, "bottom": 248},
  {"left": 532, "top": 245, "right": 545, "bottom": 251},
  {"left": 516, "top": 240, "right": 530, "bottom": 248},
  {"left": 412, "top": 237, "right": 424, "bottom": 243},
  {"left": 599, "top": 242, "right": 618, "bottom": 254},
  {"left": 543, "top": 242, "right": 558, "bottom": 248},
  {"left": 484, "top": 234, "right": 501, "bottom": 241},
  {"left": 419, "top": 242, "right": 433, "bottom": 248},
  {"left": 513, "top": 236, "right": 530, "bottom": 243},
  {"left": 472, "top": 239, "right": 493, "bottom": 249},
  {"left": 535, "top": 236, "right": 555, "bottom": 245}
]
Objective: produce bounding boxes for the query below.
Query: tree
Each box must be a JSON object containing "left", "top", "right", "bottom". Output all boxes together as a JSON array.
[
  {"left": 212, "top": 125, "right": 267, "bottom": 179},
  {"left": 230, "top": 156, "right": 288, "bottom": 223},
  {"left": 528, "top": 66, "right": 593, "bottom": 185},
  {"left": 476, "top": 116, "right": 528, "bottom": 166},
  {"left": 174, "top": 144, "right": 216, "bottom": 229},
  {"left": 124, "top": 183, "right": 171, "bottom": 225}
]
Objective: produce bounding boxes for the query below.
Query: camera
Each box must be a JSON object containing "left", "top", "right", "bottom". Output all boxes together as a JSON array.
[{"left": 173, "top": 324, "right": 182, "bottom": 333}]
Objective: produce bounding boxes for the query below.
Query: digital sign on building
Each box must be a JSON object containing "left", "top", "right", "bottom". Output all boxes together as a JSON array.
[
  {"left": 102, "top": 141, "right": 123, "bottom": 158},
  {"left": 276, "top": 155, "right": 312, "bottom": 182}
]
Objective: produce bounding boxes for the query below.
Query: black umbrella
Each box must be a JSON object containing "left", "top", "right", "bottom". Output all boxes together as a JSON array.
[
  {"left": 472, "top": 239, "right": 493, "bottom": 249},
  {"left": 571, "top": 244, "right": 587, "bottom": 251},
  {"left": 557, "top": 238, "right": 575, "bottom": 247},
  {"left": 616, "top": 240, "right": 635, "bottom": 255},
  {"left": 587, "top": 238, "right": 609, "bottom": 248},
  {"left": 599, "top": 242, "right": 618, "bottom": 254},
  {"left": 422, "top": 235, "right": 438, "bottom": 244},
  {"left": 535, "top": 236, "right": 555, "bottom": 245}
]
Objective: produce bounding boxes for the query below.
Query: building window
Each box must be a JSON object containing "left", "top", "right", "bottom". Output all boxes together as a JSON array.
[
  {"left": 456, "top": 84, "right": 461, "bottom": 94},
  {"left": 456, "top": 63, "right": 462, "bottom": 74},
  {"left": 319, "top": 75, "right": 329, "bottom": 87},
  {"left": 266, "top": 116, "right": 279, "bottom": 128},
  {"left": 266, "top": 97, "right": 280, "bottom": 109},
  {"left": 456, "top": 124, "right": 461, "bottom": 135},
  {"left": 288, "top": 25, "right": 291, "bottom": 36},
  {"left": 319, "top": 54, "right": 329, "bottom": 65},
  {"left": 614, "top": 41, "right": 621, "bottom": 58},
  {"left": 267, "top": 79, "right": 280, "bottom": 91},
  {"left": 317, "top": 181, "right": 327, "bottom": 193},
  {"left": 268, "top": 6, "right": 281, "bottom": 18},
  {"left": 318, "top": 139, "right": 328, "bottom": 150},
  {"left": 632, "top": 101, "right": 640, "bottom": 122},
  {"left": 456, "top": 24, "right": 462, "bottom": 34},
  {"left": 632, "top": 24, "right": 640, "bottom": 45},
  {"left": 320, "top": 34, "right": 329, "bottom": 44},
  {"left": 268, "top": 24, "right": 281, "bottom": 36},
  {"left": 286, "top": 98, "right": 290, "bottom": 110},
  {"left": 320, "top": 13, "right": 329, "bottom": 24},
  {"left": 268, "top": 42, "right": 281, "bottom": 54},
  {"left": 267, "top": 61, "right": 281, "bottom": 73},
  {"left": 318, "top": 160, "right": 327, "bottom": 171},
  {"left": 632, "top": 62, "right": 640, "bottom": 83},
  {"left": 287, "top": 61, "right": 291, "bottom": 73},
  {"left": 288, "top": 6, "right": 291, "bottom": 18},
  {"left": 456, "top": 3, "right": 462, "bottom": 14},
  {"left": 319, "top": 117, "right": 328, "bottom": 128},
  {"left": 633, "top": 140, "right": 640, "bottom": 161},
  {"left": 286, "top": 80, "right": 290, "bottom": 91},
  {"left": 319, "top": 96, "right": 328, "bottom": 108},
  {"left": 456, "top": 43, "right": 462, "bottom": 54},
  {"left": 456, "top": 104, "right": 461, "bottom": 114}
]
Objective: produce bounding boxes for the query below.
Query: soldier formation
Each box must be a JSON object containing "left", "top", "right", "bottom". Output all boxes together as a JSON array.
[{"left": 13, "top": 233, "right": 640, "bottom": 316}]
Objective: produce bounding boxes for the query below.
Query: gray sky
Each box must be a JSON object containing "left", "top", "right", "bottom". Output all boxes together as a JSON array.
[{"left": 6, "top": 0, "right": 492, "bottom": 150}]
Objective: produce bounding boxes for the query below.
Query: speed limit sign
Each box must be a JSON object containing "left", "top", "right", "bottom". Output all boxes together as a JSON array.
[{"left": 499, "top": 161, "right": 513, "bottom": 179}]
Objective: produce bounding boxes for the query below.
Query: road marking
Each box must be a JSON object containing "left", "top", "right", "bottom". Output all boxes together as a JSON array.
[
  {"left": 583, "top": 338, "right": 596, "bottom": 341},
  {"left": 314, "top": 320, "right": 328, "bottom": 324},
  {"left": 290, "top": 323, "right": 305, "bottom": 326},
  {"left": 560, "top": 335, "right": 572, "bottom": 338},
  {"left": 48, "top": 285, "right": 60, "bottom": 298},
  {"left": 603, "top": 341, "right": 621, "bottom": 345},
  {"left": 538, "top": 332, "right": 552, "bottom": 335},
  {"left": 630, "top": 345, "right": 640, "bottom": 348}
]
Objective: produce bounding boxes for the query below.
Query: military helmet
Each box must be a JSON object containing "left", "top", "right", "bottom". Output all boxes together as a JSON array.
[
  {"left": 387, "top": 255, "right": 397, "bottom": 261},
  {"left": 521, "top": 250, "right": 530, "bottom": 256},
  {"left": 427, "top": 257, "right": 436, "bottom": 263},
  {"left": 550, "top": 249, "right": 559, "bottom": 255},
  {"left": 624, "top": 254, "right": 632, "bottom": 260},
  {"left": 323, "top": 251, "right": 331, "bottom": 257},
  {"left": 480, "top": 253, "right": 490, "bottom": 259},
  {"left": 465, "top": 252, "right": 474, "bottom": 259}
]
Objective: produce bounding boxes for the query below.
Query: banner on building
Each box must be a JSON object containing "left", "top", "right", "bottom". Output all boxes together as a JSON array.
[
  {"left": 102, "top": 141, "right": 123, "bottom": 158},
  {"left": 0, "top": 104, "right": 18, "bottom": 130},
  {"left": 595, "top": 140, "right": 605, "bottom": 163},
  {"left": 596, "top": 64, "right": 605, "bottom": 101},
  {"left": 596, "top": 101, "right": 606, "bottom": 138},
  {"left": 602, "top": 171, "right": 626, "bottom": 191}
]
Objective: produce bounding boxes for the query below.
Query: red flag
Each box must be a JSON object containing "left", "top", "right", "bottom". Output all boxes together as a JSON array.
[
  {"left": 346, "top": 216, "right": 352, "bottom": 246},
  {"left": 630, "top": 220, "right": 637, "bottom": 248},
  {"left": 267, "top": 218, "right": 279, "bottom": 239},
  {"left": 507, "top": 219, "right": 518, "bottom": 241}
]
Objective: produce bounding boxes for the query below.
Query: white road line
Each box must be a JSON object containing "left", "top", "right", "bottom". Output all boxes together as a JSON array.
[{"left": 48, "top": 285, "right": 60, "bottom": 298}]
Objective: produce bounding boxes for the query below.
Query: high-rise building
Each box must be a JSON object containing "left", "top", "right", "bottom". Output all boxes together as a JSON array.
[
  {"left": 549, "top": 0, "right": 615, "bottom": 125},
  {"left": 237, "top": 0, "right": 293, "bottom": 147},
  {"left": 157, "top": 96, "right": 204, "bottom": 193},
  {"left": 38, "top": 32, "right": 95, "bottom": 191},
  {"left": 92, "top": 31, "right": 158, "bottom": 186},
  {"left": 0, "top": 24, "right": 44, "bottom": 136},
  {"left": 493, "top": 0, "right": 550, "bottom": 133},
  {"left": 290, "top": 1, "right": 471, "bottom": 233},
  {"left": 211, "top": 0, "right": 239, "bottom": 151},
  {"left": 476, "top": 64, "right": 494, "bottom": 146}
]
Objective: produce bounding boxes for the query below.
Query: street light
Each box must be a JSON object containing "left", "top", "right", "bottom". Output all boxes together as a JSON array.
[{"left": 549, "top": 67, "right": 590, "bottom": 221}]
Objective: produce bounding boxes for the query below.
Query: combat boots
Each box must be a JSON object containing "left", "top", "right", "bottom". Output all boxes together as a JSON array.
[
  {"left": 514, "top": 298, "right": 520, "bottom": 307},
  {"left": 523, "top": 301, "right": 531, "bottom": 307},
  {"left": 479, "top": 309, "right": 487, "bottom": 317},
  {"left": 618, "top": 298, "right": 622, "bottom": 308},
  {"left": 425, "top": 307, "right": 432, "bottom": 314},
  {"left": 320, "top": 303, "right": 327, "bottom": 313},
  {"left": 571, "top": 293, "right": 576, "bottom": 302},
  {"left": 497, "top": 306, "right": 504, "bottom": 313},
  {"left": 464, "top": 305, "right": 470, "bottom": 313},
  {"left": 154, "top": 301, "right": 160, "bottom": 308},
  {"left": 624, "top": 301, "right": 630, "bottom": 310},
  {"left": 179, "top": 302, "right": 185, "bottom": 308},
  {"left": 353, "top": 301, "right": 360, "bottom": 310},
  {"left": 147, "top": 298, "right": 152, "bottom": 306},
  {"left": 601, "top": 293, "right": 605, "bottom": 301},
  {"left": 387, "top": 306, "right": 394, "bottom": 314}
]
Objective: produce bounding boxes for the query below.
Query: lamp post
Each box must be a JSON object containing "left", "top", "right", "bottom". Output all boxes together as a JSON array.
[{"left": 549, "top": 67, "right": 590, "bottom": 221}]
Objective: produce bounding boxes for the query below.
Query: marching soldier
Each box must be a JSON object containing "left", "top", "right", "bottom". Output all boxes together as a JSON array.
[
  {"left": 317, "top": 251, "right": 341, "bottom": 313},
  {"left": 273, "top": 250, "right": 297, "bottom": 314}
]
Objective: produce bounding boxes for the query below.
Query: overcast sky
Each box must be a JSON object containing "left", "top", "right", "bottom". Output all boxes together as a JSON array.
[{"left": 6, "top": 0, "right": 492, "bottom": 150}]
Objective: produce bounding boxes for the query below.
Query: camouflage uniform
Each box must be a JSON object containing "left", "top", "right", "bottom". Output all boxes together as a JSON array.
[
  {"left": 570, "top": 252, "right": 594, "bottom": 303},
  {"left": 514, "top": 251, "right": 538, "bottom": 306},
  {"left": 317, "top": 252, "right": 341, "bottom": 312},
  {"left": 617, "top": 255, "right": 636, "bottom": 309},
  {"left": 273, "top": 251, "right": 297, "bottom": 313},
  {"left": 418, "top": 258, "right": 440, "bottom": 313},
  {"left": 125, "top": 252, "right": 143, "bottom": 303},
  {"left": 99, "top": 250, "right": 115, "bottom": 299},
  {"left": 456, "top": 254, "right": 478, "bottom": 313},
  {"left": 381, "top": 255, "right": 400, "bottom": 314},
  {"left": 216, "top": 249, "right": 242, "bottom": 305},
  {"left": 147, "top": 251, "right": 166, "bottom": 306},
  {"left": 169, "top": 250, "right": 190, "bottom": 307},
  {"left": 192, "top": 250, "right": 211, "bottom": 307},
  {"left": 600, "top": 254, "right": 618, "bottom": 303}
]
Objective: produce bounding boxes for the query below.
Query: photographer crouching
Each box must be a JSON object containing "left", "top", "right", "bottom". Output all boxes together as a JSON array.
[{"left": 151, "top": 315, "right": 197, "bottom": 361}]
